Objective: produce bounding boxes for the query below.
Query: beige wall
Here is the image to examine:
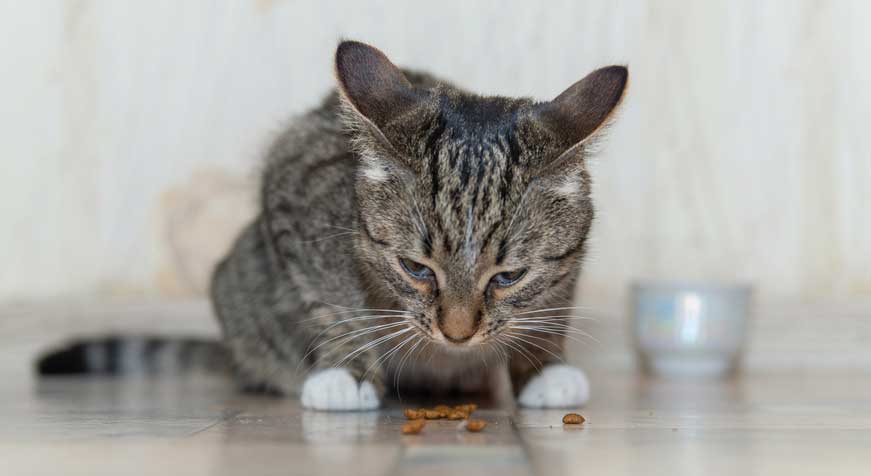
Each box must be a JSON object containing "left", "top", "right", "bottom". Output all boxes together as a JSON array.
[{"left": 2, "top": 0, "right": 870, "bottom": 304}]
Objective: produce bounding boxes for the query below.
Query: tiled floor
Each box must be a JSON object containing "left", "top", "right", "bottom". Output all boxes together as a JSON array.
[{"left": 2, "top": 371, "right": 870, "bottom": 475}]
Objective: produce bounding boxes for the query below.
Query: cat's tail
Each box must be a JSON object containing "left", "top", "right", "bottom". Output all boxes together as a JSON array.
[{"left": 36, "top": 336, "right": 232, "bottom": 376}]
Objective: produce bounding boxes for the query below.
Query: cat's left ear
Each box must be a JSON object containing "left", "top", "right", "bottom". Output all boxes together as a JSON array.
[
  {"left": 531, "top": 65, "right": 628, "bottom": 167},
  {"left": 334, "top": 40, "right": 425, "bottom": 133}
]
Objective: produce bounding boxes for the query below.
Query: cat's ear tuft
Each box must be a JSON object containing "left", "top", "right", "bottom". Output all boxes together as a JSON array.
[
  {"left": 335, "top": 41, "right": 421, "bottom": 130},
  {"left": 534, "top": 65, "right": 628, "bottom": 151}
]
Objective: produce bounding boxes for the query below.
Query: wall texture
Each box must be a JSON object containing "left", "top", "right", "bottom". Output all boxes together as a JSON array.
[{"left": 2, "top": 0, "right": 870, "bottom": 304}]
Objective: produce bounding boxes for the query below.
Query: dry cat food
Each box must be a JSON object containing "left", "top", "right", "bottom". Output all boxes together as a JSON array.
[
  {"left": 562, "top": 413, "right": 586, "bottom": 424},
  {"left": 401, "top": 403, "right": 482, "bottom": 433},
  {"left": 402, "top": 420, "right": 426, "bottom": 435},
  {"left": 465, "top": 419, "right": 487, "bottom": 432},
  {"left": 406, "top": 403, "right": 477, "bottom": 421}
]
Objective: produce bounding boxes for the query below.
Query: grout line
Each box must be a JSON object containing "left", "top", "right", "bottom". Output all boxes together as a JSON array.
[
  {"left": 186, "top": 409, "right": 243, "bottom": 437},
  {"left": 509, "top": 411, "right": 539, "bottom": 476}
]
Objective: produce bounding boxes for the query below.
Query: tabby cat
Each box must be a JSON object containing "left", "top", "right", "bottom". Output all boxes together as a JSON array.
[{"left": 40, "top": 41, "right": 628, "bottom": 411}]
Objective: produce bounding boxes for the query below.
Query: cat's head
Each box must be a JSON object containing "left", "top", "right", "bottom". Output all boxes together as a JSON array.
[{"left": 336, "top": 41, "right": 627, "bottom": 348}]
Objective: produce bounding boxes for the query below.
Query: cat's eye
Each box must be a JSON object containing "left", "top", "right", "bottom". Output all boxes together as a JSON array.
[
  {"left": 491, "top": 269, "right": 527, "bottom": 288},
  {"left": 399, "top": 257, "right": 435, "bottom": 281}
]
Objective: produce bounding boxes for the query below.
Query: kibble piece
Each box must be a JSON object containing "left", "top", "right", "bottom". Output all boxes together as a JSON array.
[
  {"left": 423, "top": 409, "right": 442, "bottom": 419},
  {"left": 562, "top": 413, "right": 586, "bottom": 425},
  {"left": 404, "top": 409, "right": 425, "bottom": 420},
  {"left": 447, "top": 410, "right": 469, "bottom": 420},
  {"left": 465, "top": 419, "right": 487, "bottom": 432},
  {"left": 454, "top": 403, "right": 477, "bottom": 414},
  {"left": 402, "top": 420, "right": 426, "bottom": 435}
]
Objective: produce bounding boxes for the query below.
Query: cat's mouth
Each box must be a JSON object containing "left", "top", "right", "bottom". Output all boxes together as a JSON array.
[{"left": 432, "top": 327, "right": 485, "bottom": 350}]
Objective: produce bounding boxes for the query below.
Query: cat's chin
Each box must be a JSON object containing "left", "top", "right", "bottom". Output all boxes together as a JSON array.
[{"left": 436, "top": 340, "right": 488, "bottom": 355}]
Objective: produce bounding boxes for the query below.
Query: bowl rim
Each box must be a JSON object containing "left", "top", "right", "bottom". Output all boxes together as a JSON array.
[{"left": 630, "top": 279, "right": 753, "bottom": 295}]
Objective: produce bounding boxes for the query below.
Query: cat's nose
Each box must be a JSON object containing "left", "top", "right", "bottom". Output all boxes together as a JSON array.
[
  {"left": 438, "top": 306, "right": 481, "bottom": 343},
  {"left": 443, "top": 330, "right": 474, "bottom": 344}
]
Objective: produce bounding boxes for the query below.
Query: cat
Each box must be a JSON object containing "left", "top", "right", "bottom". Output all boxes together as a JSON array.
[{"left": 38, "top": 41, "right": 628, "bottom": 411}]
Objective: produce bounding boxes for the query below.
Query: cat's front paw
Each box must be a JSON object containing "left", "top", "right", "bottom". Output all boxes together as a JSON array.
[
  {"left": 300, "top": 368, "right": 380, "bottom": 411},
  {"left": 518, "top": 364, "right": 590, "bottom": 408}
]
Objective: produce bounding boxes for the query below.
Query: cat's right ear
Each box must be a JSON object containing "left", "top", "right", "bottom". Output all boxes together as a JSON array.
[{"left": 335, "top": 41, "right": 423, "bottom": 132}]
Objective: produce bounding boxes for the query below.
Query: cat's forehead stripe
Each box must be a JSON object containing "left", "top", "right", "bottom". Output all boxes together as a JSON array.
[
  {"left": 420, "top": 123, "right": 525, "bottom": 261},
  {"left": 424, "top": 114, "right": 447, "bottom": 210}
]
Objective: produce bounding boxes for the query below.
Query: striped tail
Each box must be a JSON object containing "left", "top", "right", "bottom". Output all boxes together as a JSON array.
[{"left": 36, "top": 336, "right": 231, "bottom": 376}]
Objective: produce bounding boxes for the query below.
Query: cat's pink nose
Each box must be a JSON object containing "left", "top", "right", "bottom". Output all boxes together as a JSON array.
[{"left": 438, "top": 307, "right": 481, "bottom": 343}]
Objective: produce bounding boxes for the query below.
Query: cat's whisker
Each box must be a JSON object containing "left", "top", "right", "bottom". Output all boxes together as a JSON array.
[
  {"left": 395, "top": 337, "right": 426, "bottom": 402},
  {"left": 513, "top": 318, "right": 596, "bottom": 330},
  {"left": 300, "top": 315, "right": 414, "bottom": 360},
  {"left": 303, "top": 314, "right": 414, "bottom": 344},
  {"left": 363, "top": 332, "right": 417, "bottom": 380},
  {"left": 314, "top": 302, "right": 414, "bottom": 313},
  {"left": 415, "top": 340, "right": 432, "bottom": 373},
  {"left": 494, "top": 334, "right": 541, "bottom": 371},
  {"left": 508, "top": 315, "right": 596, "bottom": 327},
  {"left": 397, "top": 318, "right": 429, "bottom": 337},
  {"left": 510, "top": 315, "right": 596, "bottom": 322},
  {"left": 509, "top": 321, "right": 600, "bottom": 343},
  {"left": 492, "top": 340, "right": 510, "bottom": 366},
  {"left": 385, "top": 334, "right": 418, "bottom": 370},
  {"left": 304, "top": 319, "right": 410, "bottom": 355},
  {"left": 510, "top": 320, "right": 591, "bottom": 330},
  {"left": 508, "top": 322, "right": 595, "bottom": 332},
  {"left": 511, "top": 306, "right": 596, "bottom": 316},
  {"left": 302, "top": 306, "right": 413, "bottom": 322},
  {"left": 509, "top": 338, "right": 543, "bottom": 371},
  {"left": 509, "top": 326, "right": 594, "bottom": 346},
  {"left": 391, "top": 334, "right": 423, "bottom": 390},
  {"left": 502, "top": 332, "right": 565, "bottom": 364},
  {"left": 489, "top": 337, "right": 513, "bottom": 366},
  {"left": 489, "top": 343, "right": 504, "bottom": 367},
  {"left": 298, "top": 310, "right": 414, "bottom": 327},
  {"left": 307, "top": 316, "right": 416, "bottom": 341},
  {"left": 316, "top": 320, "right": 429, "bottom": 376},
  {"left": 506, "top": 329, "right": 567, "bottom": 348},
  {"left": 333, "top": 327, "right": 413, "bottom": 368},
  {"left": 296, "top": 321, "right": 412, "bottom": 374},
  {"left": 509, "top": 320, "right": 592, "bottom": 331},
  {"left": 477, "top": 344, "right": 490, "bottom": 372}
]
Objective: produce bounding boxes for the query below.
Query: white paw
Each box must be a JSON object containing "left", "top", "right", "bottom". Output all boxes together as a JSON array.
[
  {"left": 518, "top": 364, "right": 590, "bottom": 408},
  {"left": 300, "top": 368, "right": 380, "bottom": 411}
]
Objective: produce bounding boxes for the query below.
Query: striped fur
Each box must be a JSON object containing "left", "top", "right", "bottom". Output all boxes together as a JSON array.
[
  {"left": 37, "top": 337, "right": 229, "bottom": 376},
  {"left": 210, "top": 41, "right": 627, "bottom": 401},
  {"left": 38, "top": 42, "right": 628, "bottom": 407}
]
